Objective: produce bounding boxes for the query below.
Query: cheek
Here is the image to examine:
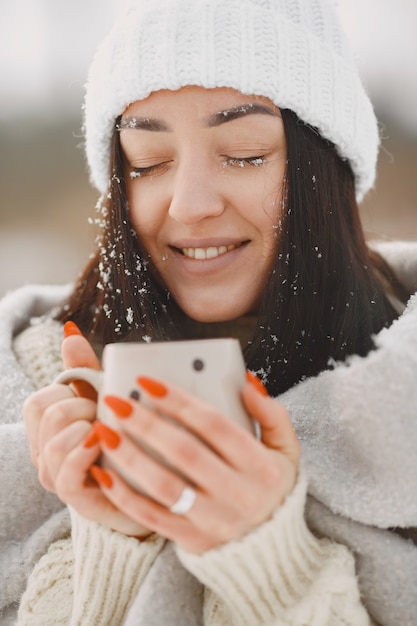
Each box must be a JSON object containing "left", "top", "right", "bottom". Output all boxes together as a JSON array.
[
  {"left": 250, "top": 176, "right": 285, "bottom": 240},
  {"left": 126, "top": 183, "right": 166, "bottom": 240},
  {"left": 254, "top": 193, "right": 285, "bottom": 268}
]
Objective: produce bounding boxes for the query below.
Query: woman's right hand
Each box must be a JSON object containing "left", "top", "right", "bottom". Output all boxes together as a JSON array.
[{"left": 23, "top": 322, "right": 152, "bottom": 537}]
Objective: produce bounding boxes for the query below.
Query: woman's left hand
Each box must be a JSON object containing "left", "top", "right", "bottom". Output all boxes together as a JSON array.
[{"left": 90, "top": 374, "right": 300, "bottom": 553}]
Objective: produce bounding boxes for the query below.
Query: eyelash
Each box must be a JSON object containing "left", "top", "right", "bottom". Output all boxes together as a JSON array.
[
  {"left": 224, "top": 156, "right": 266, "bottom": 169},
  {"left": 128, "top": 156, "right": 266, "bottom": 180},
  {"left": 129, "top": 163, "right": 168, "bottom": 179}
]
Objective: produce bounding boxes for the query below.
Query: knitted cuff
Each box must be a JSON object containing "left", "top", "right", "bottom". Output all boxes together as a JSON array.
[
  {"left": 69, "top": 508, "right": 166, "bottom": 626},
  {"left": 177, "top": 471, "right": 348, "bottom": 626}
]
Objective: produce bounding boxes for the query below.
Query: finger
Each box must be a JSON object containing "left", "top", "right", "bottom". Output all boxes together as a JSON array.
[
  {"left": 93, "top": 465, "right": 251, "bottom": 552},
  {"left": 242, "top": 382, "right": 301, "bottom": 464},
  {"left": 90, "top": 465, "right": 218, "bottom": 551},
  {"left": 99, "top": 403, "right": 298, "bottom": 549},
  {"left": 136, "top": 375, "right": 300, "bottom": 504},
  {"left": 43, "top": 419, "right": 95, "bottom": 481},
  {"left": 93, "top": 420, "right": 193, "bottom": 506},
  {"left": 62, "top": 321, "right": 100, "bottom": 400},
  {"left": 23, "top": 384, "right": 76, "bottom": 467},
  {"left": 61, "top": 321, "right": 100, "bottom": 369},
  {"left": 38, "top": 417, "right": 94, "bottom": 492},
  {"left": 131, "top": 378, "right": 259, "bottom": 470},
  {"left": 49, "top": 425, "right": 148, "bottom": 536},
  {"left": 94, "top": 414, "right": 237, "bottom": 505},
  {"left": 101, "top": 400, "right": 288, "bottom": 537},
  {"left": 38, "top": 396, "right": 97, "bottom": 453}
]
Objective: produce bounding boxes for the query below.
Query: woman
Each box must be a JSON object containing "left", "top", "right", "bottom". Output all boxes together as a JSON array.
[{"left": 1, "top": 0, "right": 417, "bottom": 624}]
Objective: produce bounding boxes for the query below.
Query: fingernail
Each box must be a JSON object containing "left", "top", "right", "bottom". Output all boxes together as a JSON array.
[
  {"left": 64, "top": 321, "right": 83, "bottom": 338},
  {"left": 94, "top": 422, "right": 121, "bottom": 449},
  {"left": 104, "top": 396, "right": 133, "bottom": 418},
  {"left": 90, "top": 465, "right": 113, "bottom": 489},
  {"left": 245, "top": 371, "right": 269, "bottom": 397},
  {"left": 83, "top": 427, "right": 100, "bottom": 448},
  {"left": 137, "top": 377, "right": 167, "bottom": 398}
]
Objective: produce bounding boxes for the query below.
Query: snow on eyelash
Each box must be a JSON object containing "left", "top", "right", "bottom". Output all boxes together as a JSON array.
[
  {"left": 224, "top": 157, "right": 266, "bottom": 168},
  {"left": 129, "top": 165, "right": 161, "bottom": 178},
  {"left": 130, "top": 170, "right": 144, "bottom": 179}
]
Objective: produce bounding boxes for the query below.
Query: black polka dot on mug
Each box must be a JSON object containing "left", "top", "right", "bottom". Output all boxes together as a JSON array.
[
  {"left": 129, "top": 389, "right": 141, "bottom": 401},
  {"left": 193, "top": 358, "right": 204, "bottom": 372}
]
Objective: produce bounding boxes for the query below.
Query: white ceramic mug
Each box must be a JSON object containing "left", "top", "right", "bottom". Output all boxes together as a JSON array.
[
  {"left": 54, "top": 338, "right": 254, "bottom": 433},
  {"left": 54, "top": 338, "right": 254, "bottom": 493}
]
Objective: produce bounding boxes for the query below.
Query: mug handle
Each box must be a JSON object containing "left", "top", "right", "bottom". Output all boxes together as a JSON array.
[{"left": 54, "top": 367, "right": 103, "bottom": 393}]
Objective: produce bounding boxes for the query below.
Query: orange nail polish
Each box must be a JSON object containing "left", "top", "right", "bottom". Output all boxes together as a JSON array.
[
  {"left": 137, "top": 376, "right": 167, "bottom": 398},
  {"left": 104, "top": 395, "right": 133, "bottom": 418},
  {"left": 83, "top": 427, "right": 100, "bottom": 448},
  {"left": 94, "top": 422, "right": 121, "bottom": 449},
  {"left": 63, "top": 321, "right": 83, "bottom": 338},
  {"left": 90, "top": 465, "right": 113, "bottom": 489},
  {"left": 246, "top": 371, "right": 269, "bottom": 397}
]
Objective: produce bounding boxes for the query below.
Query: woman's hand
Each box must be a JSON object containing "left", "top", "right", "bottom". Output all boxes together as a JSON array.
[
  {"left": 22, "top": 323, "right": 152, "bottom": 537},
  {"left": 88, "top": 373, "right": 301, "bottom": 553},
  {"left": 23, "top": 323, "right": 100, "bottom": 485}
]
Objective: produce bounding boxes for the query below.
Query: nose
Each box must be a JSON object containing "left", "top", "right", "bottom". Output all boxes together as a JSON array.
[{"left": 168, "top": 159, "right": 225, "bottom": 225}]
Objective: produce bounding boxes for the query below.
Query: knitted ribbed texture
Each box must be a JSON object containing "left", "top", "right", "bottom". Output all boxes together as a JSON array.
[
  {"left": 178, "top": 473, "right": 371, "bottom": 625},
  {"left": 84, "top": 0, "right": 379, "bottom": 200},
  {"left": 13, "top": 319, "right": 64, "bottom": 390},
  {"left": 68, "top": 508, "right": 166, "bottom": 626},
  {"left": 17, "top": 523, "right": 166, "bottom": 626},
  {"left": 17, "top": 539, "right": 73, "bottom": 625}
]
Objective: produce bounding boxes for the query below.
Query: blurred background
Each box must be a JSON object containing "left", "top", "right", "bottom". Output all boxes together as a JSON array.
[{"left": 1, "top": 0, "right": 416, "bottom": 297}]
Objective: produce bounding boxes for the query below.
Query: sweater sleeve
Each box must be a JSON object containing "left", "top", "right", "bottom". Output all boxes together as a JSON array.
[
  {"left": 68, "top": 507, "right": 166, "bottom": 626},
  {"left": 17, "top": 510, "right": 166, "bottom": 626},
  {"left": 177, "top": 471, "right": 371, "bottom": 626}
]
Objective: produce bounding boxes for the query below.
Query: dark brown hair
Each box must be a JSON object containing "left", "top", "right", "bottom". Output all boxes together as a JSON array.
[{"left": 56, "top": 109, "right": 400, "bottom": 395}]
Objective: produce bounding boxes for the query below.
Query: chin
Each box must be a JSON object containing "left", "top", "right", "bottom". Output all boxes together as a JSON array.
[
  {"left": 188, "top": 312, "right": 238, "bottom": 323},
  {"left": 171, "top": 287, "right": 261, "bottom": 323},
  {"left": 181, "top": 301, "right": 256, "bottom": 323}
]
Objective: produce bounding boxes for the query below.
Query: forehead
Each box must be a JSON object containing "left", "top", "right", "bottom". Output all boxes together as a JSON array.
[{"left": 121, "top": 86, "right": 280, "bottom": 121}]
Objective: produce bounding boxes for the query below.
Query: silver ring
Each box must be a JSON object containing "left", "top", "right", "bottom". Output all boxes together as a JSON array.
[{"left": 169, "top": 486, "right": 197, "bottom": 515}]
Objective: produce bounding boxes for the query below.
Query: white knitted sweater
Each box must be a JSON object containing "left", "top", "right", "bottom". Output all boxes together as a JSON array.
[{"left": 18, "top": 458, "right": 371, "bottom": 625}]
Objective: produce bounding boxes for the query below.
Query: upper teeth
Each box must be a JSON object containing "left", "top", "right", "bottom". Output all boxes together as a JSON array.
[{"left": 182, "top": 244, "right": 237, "bottom": 259}]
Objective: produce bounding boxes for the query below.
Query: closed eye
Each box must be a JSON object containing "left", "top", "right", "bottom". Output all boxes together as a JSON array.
[
  {"left": 129, "top": 162, "right": 170, "bottom": 179},
  {"left": 224, "top": 156, "right": 266, "bottom": 169}
]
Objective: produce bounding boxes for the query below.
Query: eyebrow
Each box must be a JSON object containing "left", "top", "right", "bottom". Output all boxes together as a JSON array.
[
  {"left": 117, "top": 117, "right": 170, "bottom": 131},
  {"left": 207, "top": 103, "right": 280, "bottom": 127},
  {"left": 118, "top": 103, "right": 279, "bottom": 132}
]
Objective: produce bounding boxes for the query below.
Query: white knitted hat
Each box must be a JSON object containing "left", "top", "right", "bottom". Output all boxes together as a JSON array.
[{"left": 84, "top": 0, "right": 379, "bottom": 201}]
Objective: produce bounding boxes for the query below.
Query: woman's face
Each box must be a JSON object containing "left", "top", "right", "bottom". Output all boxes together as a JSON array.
[{"left": 120, "top": 86, "right": 287, "bottom": 322}]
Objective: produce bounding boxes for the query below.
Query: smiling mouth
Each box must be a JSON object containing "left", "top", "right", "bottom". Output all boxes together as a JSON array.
[{"left": 175, "top": 242, "right": 248, "bottom": 260}]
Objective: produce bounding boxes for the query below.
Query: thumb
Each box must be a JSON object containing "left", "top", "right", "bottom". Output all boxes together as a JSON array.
[
  {"left": 242, "top": 374, "right": 300, "bottom": 465},
  {"left": 61, "top": 321, "right": 101, "bottom": 400}
]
